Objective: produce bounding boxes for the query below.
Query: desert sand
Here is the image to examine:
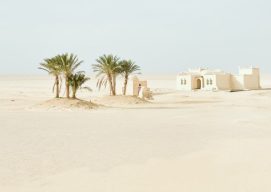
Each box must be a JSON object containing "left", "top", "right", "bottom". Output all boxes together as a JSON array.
[{"left": 1, "top": 75, "right": 271, "bottom": 192}]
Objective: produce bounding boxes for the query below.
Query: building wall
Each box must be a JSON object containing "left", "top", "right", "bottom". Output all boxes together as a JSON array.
[
  {"left": 243, "top": 74, "right": 260, "bottom": 90},
  {"left": 203, "top": 74, "right": 232, "bottom": 91},
  {"left": 177, "top": 74, "right": 232, "bottom": 91},
  {"left": 239, "top": 68, "right": 253, "bottom": 75},
  {"left": 239, "top": 67, "right": 258, "bottom": 75},
  {"left": 231, "top": 75, "right": 244, "bottom": 90},
  {"left": 202, "top": 75, "right": 217, "bottom": 91},
  {"left": 176, "top": 75, "right": 192, "bottom": 90},
  {"left": 216, "top": 74, "right": 231, "bottom": 90},
  {"left": 133, "top": 77, "right": 148, "bottom": 96},
  {"left": 237, "top": 67, "right": 260, "bottom": 90},
  {"left": 231, "top": 68, "right": 260, "bottom": 90}
]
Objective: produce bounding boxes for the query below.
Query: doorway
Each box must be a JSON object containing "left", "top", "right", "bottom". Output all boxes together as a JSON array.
[{"left": 196, "top": 79, "right": 201, "bottom": 89}]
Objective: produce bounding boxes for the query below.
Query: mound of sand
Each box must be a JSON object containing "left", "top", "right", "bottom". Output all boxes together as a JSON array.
[
  {"left": 36, "top": 98, "right": 99, "bottom": 110},
  {"left": 252, "top": 90, "right": 271, "bottom": 97},
  {"left": 94, "top": 95, "right": 149, "bottom": 107}
]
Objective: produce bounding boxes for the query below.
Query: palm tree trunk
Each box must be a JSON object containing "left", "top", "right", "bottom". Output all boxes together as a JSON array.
[
  {"left": 108, "top": 74, "right": 115, "bottom": 96},
  {"left": 112, "top": 74, "right": 116, "bottom": 96},
  {"left": 55, "top": 75, "right": 60, "bottom": 98},
  {"left": 65, "top": 75, "right": 70, "bottom": 98},
  {"left": 72, "top": 86, "right": 76, "bottom": 99},
  {"left": 123, "top": 75, "right": 128, "bottom": 95}
]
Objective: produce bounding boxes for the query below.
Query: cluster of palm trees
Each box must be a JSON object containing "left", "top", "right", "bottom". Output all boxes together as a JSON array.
[
  {"left": 40, "top": 53, "right": 140, "bottom": 99},
  {"left": 39, "top": 53, "right": 90, "bottom": 99},
  {"left": 92, "top": 54, "right": 140, "bottom": 96}
]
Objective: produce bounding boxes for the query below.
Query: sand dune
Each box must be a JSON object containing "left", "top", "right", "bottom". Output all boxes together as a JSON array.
[
  {"left": 34, "top": 98, "right": 99, "bottom": 111},
  {"left": 94, "top": 95, "right": 149, "bottom": 108},
  {"left": 0, "top": 75, "right": 271, "bottom": 191}
]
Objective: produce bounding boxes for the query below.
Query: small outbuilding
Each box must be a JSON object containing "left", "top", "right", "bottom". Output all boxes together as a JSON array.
[{"left": 133, "top": 76, "right": 153, "bottom": 99}]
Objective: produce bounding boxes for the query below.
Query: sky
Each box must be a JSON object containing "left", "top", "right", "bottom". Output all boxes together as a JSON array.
[{"left": 0, "top": 0, "right": 271, "bottom": 75}]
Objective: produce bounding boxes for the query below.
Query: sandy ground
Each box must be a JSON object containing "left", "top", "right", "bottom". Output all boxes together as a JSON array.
[{"left": 1, "top": 75, "right": 271, "bottom": 192}]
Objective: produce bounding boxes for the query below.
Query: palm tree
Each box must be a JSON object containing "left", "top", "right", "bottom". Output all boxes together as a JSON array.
[
  {"left": 120, "top": 60, "right": 140, "bottom": 95},
  {"left": 92, "top": 54, "right": 120, "bottom": 96},
  {"left": 39, "top": 57, "right": 62, "bottom": 98},
  {"left": 68, "top": 72, "right": 91, "bottom": 99},
  {"left": 56, "top": 53, "right": 83, "bottom": 98}
]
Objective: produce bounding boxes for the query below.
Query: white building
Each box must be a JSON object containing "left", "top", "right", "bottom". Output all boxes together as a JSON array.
[{"left": 176, "top": 67, "right": 261, "bottom": 91}]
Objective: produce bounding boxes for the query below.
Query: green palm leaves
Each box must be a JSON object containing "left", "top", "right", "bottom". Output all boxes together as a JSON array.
[
  {"left": 39, "top": 57, "right": 62, "bottom": 98},
  {"left": 68, "top": 72, "right": 91, "bottom": 99},
  {"left": 92, "top": 54, "right": 120, "bottom": 96},
  {"left": 55, "top": 53, "right": 83, "bottom": 98},
  {"left": 40, "top": 53, "right": 141, "bottom": 98},
  {"left": 119, "top": 60, "right": 141, "bottom": 95},
  {"left": 39, "top": 53, "right": 90, "bottom": 99},
  {"left": 92, "top": 54, "right": 141, "bottom": 96}
]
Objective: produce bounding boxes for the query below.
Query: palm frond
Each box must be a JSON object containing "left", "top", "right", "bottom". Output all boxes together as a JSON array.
[{"left": 92, "top": 54, "right": 121, "bottom": 94}]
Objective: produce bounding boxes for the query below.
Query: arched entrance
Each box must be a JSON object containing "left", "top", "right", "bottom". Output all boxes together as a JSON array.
[{"left": 196, "top": 79, "right": 201, "bottom": 89}]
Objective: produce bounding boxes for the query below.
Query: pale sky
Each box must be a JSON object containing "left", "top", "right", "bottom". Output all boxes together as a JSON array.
[{"left": 0, "top": 0, "right": 271, "bottom": 74}]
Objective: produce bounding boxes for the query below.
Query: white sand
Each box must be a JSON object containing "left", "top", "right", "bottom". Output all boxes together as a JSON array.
[{"left": 1, "top": 75, "right": 271, "bottom": 191}]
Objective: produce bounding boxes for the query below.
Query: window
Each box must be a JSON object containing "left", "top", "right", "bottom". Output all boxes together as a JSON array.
[
  {"left": 207, "top": 79, "right": 209, "bottom": 85},
  {"left": 181, "top": 79, "right": 183, "bottom": 85},
  {"left": 210, "top": 79, "right": 213, "bottom": 85},
  {"left": 184, "top": 79, "right": 187, "bottom": 85}
]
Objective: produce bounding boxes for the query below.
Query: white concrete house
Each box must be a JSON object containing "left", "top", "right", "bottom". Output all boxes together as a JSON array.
[{"left": 176, "top": 67, "right": 261, "bottom": 91}]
